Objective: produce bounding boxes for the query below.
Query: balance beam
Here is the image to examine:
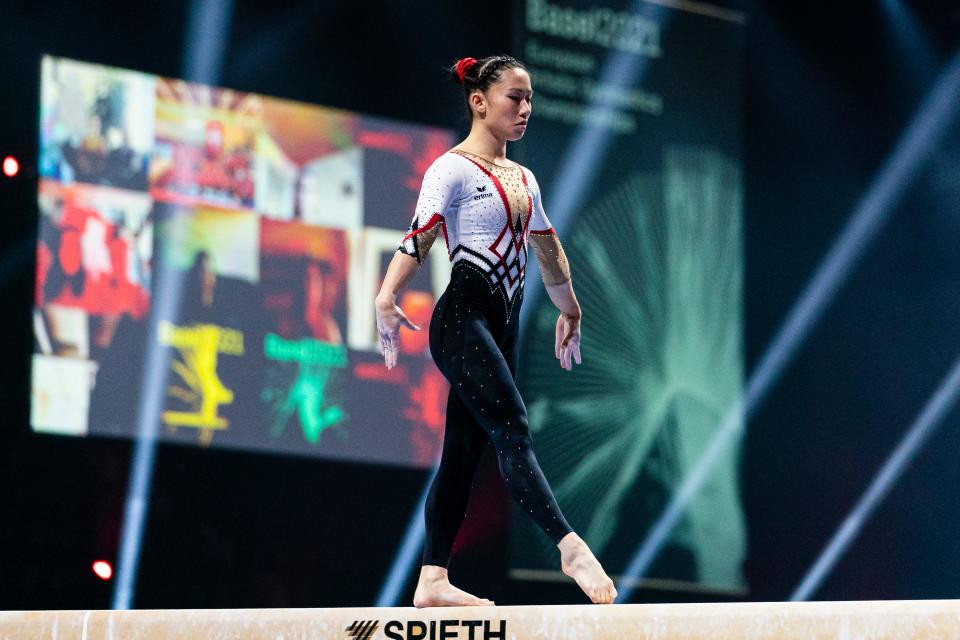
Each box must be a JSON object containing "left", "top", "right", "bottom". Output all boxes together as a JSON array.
[{"left": 2, "top": 600, "right": 958, "bottom": 639}]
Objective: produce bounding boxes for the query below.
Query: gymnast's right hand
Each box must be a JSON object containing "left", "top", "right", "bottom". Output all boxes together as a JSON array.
[{"left": 375, "top": 296, "right": 421, "bottom": 369}]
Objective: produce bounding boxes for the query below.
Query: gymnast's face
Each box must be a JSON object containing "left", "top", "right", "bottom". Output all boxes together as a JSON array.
[{"left": 474, "top": 67, "right": 533, "bottom": 142}]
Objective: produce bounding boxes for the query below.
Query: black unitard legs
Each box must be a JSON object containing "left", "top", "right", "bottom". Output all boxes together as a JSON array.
[
  {"left": 422, "top": 387, "right": 488, "bottom": 567},
  {"left": 422, "top": 264, "right": 574, "bottom": 568}
]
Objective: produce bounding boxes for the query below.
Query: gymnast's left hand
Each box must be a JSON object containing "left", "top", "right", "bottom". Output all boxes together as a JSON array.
[{"left": 555, "top": 311, "right": 582, "bottom": 371}]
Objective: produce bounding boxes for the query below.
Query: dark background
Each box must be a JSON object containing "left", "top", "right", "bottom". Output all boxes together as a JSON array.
[{"left": 2, "top": 0, "right": 960, "bottom": 609}]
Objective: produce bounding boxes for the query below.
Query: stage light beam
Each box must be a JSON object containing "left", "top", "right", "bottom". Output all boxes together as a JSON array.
[
  {"left": 111, "top": 0, "right": 235, "bottom": 610},
  {"left": 375, "top": 467, "right": 438, "bottom": 607},
  {"left": 791, "top": 351, "right": 960, "bottom": 601},
  {"left": 880, "top": 0, "right": 937, "bottom": 86}
]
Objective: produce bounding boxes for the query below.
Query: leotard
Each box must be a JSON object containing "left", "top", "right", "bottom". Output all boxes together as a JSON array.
[{"left": 398, "top": 149, "right": 574, "bottom": 567}]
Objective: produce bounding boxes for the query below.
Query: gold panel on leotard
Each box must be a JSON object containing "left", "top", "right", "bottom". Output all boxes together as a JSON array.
[
  {"left": 450, "top": 150, "right": 531, "bottom": 226},
  {"left": 530, "top": 232, "right": 571, "bottom": 286},
  {"left": 411, "top": 223, "right": 442, "bottom": 265}
]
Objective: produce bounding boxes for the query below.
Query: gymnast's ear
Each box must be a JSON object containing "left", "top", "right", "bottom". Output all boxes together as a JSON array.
[{"left": 468, "top": 91, "right": 487, "bottom": 118}]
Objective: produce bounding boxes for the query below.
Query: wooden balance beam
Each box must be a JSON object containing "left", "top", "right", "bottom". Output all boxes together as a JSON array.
[{"left": 2, "top": 600, "right": 958, "bottom": 639}]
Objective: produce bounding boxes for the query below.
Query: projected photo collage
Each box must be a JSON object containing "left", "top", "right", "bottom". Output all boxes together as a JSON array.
[{"left": 33, "top": 56, "right": 453, "bottom": 468}]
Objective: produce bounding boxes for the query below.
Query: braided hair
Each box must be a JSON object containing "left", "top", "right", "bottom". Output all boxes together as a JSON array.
[{"left": 449, "top": 54, "right": 529, "bottom": 122}]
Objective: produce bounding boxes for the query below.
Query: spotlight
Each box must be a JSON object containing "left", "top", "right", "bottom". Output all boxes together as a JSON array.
[
  {"left": 113, "top": 0, "right": 236, "bottom": 609},
  {"left": 2, "top": 156, "right": 18, "bottom": 178},
  {"left": 92, "top": 560, "right": 113, "bottom": 581}
]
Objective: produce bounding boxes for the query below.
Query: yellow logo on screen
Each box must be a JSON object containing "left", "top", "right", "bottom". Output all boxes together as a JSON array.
[{"left": 159, "top": 321, "right": 244, "bottom": 445}]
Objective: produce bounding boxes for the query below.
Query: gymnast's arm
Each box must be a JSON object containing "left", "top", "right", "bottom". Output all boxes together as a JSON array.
[
  {"left": 377, "top": 250, "right": 420, "bottom": 304},
  {"left": 531, "top": 232, "right": 580, "bottom": 318},
  {"left": 526, "top": 167, "right": 582, "bottom": 370},
  {"left": 530, "top": 232, "right": 582, "bottom": 371},
  {"left": 544, "top": 277, "right": 581, "bottom": 319},
  {"left": 374, "top": 155, "right": 459, "bottom": 368},
  {"left": 375, "top": 251, "right": 421, "bottom": 369}
]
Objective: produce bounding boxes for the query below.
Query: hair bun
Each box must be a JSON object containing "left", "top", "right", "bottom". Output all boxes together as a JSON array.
[{"left": 454, "top": 57, "right": 478, "bottom": 83}]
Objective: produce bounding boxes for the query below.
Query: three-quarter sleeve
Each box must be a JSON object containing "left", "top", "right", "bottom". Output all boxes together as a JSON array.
[
  {"left": 398, "top": 155, "right": 461, "bottom": 265},
  {"left": 526, "top": 170, "right": 571, "bottom": 286}
]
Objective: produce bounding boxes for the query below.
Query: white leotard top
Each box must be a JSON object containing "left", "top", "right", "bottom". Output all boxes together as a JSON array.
[{"left": 398, "top": 149, "right": 570, "bottom": 308}]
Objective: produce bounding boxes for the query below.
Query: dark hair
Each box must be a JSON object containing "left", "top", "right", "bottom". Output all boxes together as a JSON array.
[{"left": 449, "top": 55, "right": 528, "bottom": 121}]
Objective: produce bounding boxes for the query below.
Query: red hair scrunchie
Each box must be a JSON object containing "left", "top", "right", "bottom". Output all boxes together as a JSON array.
[{"left": 455, "top": 57, "right": 477, "bottom": 83}]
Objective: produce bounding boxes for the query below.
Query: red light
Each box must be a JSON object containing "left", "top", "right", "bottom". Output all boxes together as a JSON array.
[
  {"left": 92, "top": 560, "right": 113, "bottom": 580},
  {"left": 2, "top": 156, "right": 18, "bottom": 178}
]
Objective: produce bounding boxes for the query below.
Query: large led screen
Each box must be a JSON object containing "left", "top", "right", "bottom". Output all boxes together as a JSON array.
[{"left": 33, "top": 56, "right": 453, "bottom": 468}]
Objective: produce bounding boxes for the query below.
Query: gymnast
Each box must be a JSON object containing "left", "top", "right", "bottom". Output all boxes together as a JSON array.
[{"left": 375, "top": 54, "right": 617, "bottom": 607}]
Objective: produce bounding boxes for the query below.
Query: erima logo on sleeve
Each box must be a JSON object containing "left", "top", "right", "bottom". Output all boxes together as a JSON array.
[{"left": 346, "top": 618, "right": 507, "bottom": 640}]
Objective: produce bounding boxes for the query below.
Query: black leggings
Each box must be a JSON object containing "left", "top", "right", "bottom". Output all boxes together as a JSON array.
[{"left": 422, "top": 264, "right": 573, "bottom": 568}]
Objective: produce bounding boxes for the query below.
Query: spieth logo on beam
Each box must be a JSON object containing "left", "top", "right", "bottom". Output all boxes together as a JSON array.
[{"left": 345, "top": 618, "right": 507, "bottom": 640}]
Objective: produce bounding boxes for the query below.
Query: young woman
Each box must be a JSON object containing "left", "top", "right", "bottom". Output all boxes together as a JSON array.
[{"left": 375, "top": 55, "right": 617, "bottom": 607}]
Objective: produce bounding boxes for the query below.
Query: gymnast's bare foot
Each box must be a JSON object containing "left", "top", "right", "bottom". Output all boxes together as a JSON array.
[
  {"left": 558, "top": 532, "right": 617, "bottom": 604},
  {"left": 413, "top": 565, "right": 495, "bottom": 608}
]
